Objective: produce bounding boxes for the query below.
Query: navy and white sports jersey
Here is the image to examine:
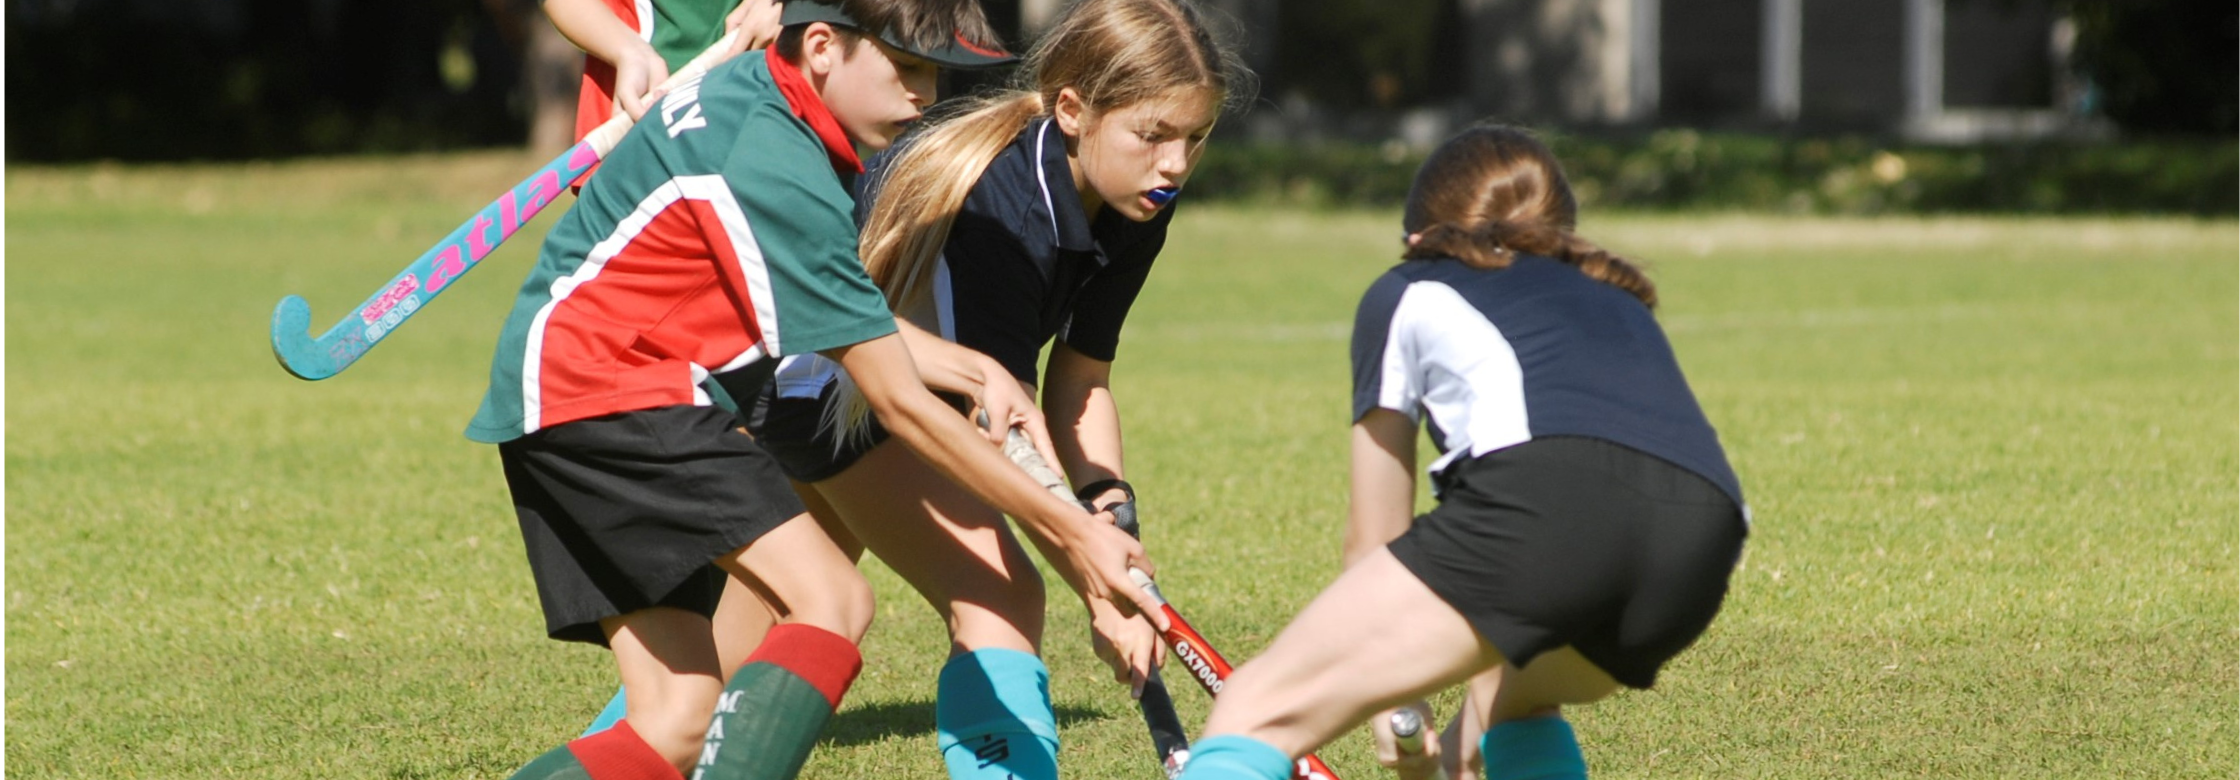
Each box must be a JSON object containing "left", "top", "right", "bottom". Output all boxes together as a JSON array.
[
  {"left": 1351, "top": 255, "right": 1744, "bottom": 509},
  {"left": 770, "top": 117, "right": 1172, "bottom": 397}
]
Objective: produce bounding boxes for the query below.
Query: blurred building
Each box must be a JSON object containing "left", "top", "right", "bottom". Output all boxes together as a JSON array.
[{"left": 1004, "top": 0, "right": 2098, "bottom": 146}]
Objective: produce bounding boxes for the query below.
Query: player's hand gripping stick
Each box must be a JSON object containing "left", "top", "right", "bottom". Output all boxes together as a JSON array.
[
  {"left": 983, "top": 418, "right": 1191, "bottom": 777},
  {"left": 1388, "top": 708, "right": 1449, "bottom": 780},
  {"left": 987, "top": 417, "right": 1341, "bottom": 779},
  {"left": 269, "top": 29, "right": 741, "bottom": 380}
]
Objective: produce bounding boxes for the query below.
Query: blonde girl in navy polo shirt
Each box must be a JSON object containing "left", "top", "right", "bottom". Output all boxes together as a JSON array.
[
  {"left": 1173, "top": 125, "right": 1749, "bottom": 780},
  {"left": 737, "top": 1, "right": 1251, "bottom": 778}
]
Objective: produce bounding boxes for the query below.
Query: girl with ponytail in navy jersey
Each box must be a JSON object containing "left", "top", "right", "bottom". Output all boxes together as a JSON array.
[
  {"left": 734, "top": 2, "right": 1254, "bottom": 778},
  {"left": 1174, "top": 124, "right": 1749, "bottom": 780}
]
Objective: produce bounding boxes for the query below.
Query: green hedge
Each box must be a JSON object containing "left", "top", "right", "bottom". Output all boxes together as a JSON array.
[{"left": 1187, "top": 131, "right": 2238, "bottom": 215}]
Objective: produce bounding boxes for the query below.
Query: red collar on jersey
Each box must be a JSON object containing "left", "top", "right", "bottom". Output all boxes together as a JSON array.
[{"left": 765, "top": 48, "right": 864, "bottom": 175}]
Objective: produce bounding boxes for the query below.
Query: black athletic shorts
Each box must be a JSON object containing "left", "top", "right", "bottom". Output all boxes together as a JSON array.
[
  {"left": 745, "top": 383, "right": 890, "bottom": 483},
  {"left": 499, "top": 404, "right": 809, "bottom": 645},
  {"left": 1387, "top": 436, "right": 1747, "bottom": 689},
  {"left": 746, "top": 382, "right": 973, "bottom": 483}
]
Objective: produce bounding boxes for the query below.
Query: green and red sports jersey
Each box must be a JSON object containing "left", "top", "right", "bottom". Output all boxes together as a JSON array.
[
  {"left": 573, "top": 0, "right": 740, "bottom": 143},
  {"left": 468, "top": 49, "right": 892, "bottom": 444}
]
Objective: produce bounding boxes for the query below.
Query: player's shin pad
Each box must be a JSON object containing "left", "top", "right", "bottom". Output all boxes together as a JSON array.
[
  {"left": 936, "top": 649, "right": 1061, "bottom": 780},
  {"left": 1480, "top": 716, "right": 1585, "bottom": 780},
  {"left": 509, "top": 721, "right": 682, "bottom": 780},
  {"left": 694, "top": 625, "right": 863, "bottom": 780},
  {"left": 1173, "top": 735, "right": 1294, "bottom": 780}
]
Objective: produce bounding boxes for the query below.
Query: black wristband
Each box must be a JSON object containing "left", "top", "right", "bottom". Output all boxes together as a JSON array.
[
  {"left": 1075, "top": 478, "right": 1138, "bottom": 537},
  {"left": 1074, "top": 478, "right": 1135, "bottom": 505}
]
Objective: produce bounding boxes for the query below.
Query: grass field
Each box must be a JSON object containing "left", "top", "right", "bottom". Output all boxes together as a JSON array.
[{"left": 7, "top": 152, "right": 2235, "bottom": 779}]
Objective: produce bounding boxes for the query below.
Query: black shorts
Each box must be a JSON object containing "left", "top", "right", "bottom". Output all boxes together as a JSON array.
[
  {"left": 1388, "top": 436, "right": 1747, "bottom": 689},
  {"left": 746, "top": 382, "right": 973, "bottom": 483},
  {"left": 744, "top": 383, "right": 890, "bottom": 483},
  {"left": 499, "top": 405, "right": 809, "bottom": 645}
]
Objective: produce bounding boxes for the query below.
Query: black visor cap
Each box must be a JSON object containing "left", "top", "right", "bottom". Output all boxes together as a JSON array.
[{"left": 779, "top": 1, "right": 1018, "bottom": 69}]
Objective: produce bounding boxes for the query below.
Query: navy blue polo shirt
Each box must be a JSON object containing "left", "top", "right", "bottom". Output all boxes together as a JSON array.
[
  {"left": 857, "top": 117, "right": 1173, "bottom": 385},
  {"left": 1351, "top": 255, "right": 1744, "bottom": 509}
]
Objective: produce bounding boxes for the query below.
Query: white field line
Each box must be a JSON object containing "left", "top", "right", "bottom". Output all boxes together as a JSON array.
[
  {"left": 1139, "top": 303, "right": 2011, "bottom": 343},
  {"left": 1659, "top": 303, "right": 2009, "bottom": 333},
  {"left": 1587, "top": 215, "right": 2235, "bottom": 255}
]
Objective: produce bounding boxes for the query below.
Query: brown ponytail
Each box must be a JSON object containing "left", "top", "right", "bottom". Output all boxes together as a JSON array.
[{"left": 1401, "top": 124, "right": 1656, "bottom": 308}]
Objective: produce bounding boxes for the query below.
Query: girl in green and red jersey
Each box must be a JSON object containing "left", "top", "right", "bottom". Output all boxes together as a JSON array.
[{"left": 472, "top": 3, "right": 1163, "bottom": 778}]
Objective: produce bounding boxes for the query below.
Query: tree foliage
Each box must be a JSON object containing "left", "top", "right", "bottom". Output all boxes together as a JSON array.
[{"left": 2059, "top": 0, "right": 2238, "bottom": 134}]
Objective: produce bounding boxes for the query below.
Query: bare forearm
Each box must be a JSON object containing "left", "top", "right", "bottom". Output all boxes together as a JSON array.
[
  {"left": 1345, "top": 413, "right": 1419, "bottom": 567},
  {"left": 893, "top": 318, "right": 995, "bottom": 399},
  {"left": 875, "top": 384, "right": 1083, "bottom": 540},
  {"left": 1045, "top": 382, "right": 1122, "bottom": 484},
  {"left": 542, "top": 0, "right": 656, "bottom": 66},
  {"left": 1043, "top": 346, "right": 1124, "bottom": 485}
]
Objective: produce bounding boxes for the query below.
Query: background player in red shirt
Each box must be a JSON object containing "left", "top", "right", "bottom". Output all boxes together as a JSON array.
[{"left": 545, "top": 0, "right": 785, "bottom": 127}]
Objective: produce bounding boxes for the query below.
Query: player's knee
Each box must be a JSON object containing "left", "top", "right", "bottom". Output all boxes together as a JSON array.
[
  {"left": 789, "top": 565, "right": 874, "bottom": 642},
  {"left": 628, "top": 698, "right": 716, "bottom": 771}
]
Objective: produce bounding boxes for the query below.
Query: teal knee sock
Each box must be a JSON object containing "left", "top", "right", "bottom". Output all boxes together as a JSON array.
[
  {"left": 936, "top": 649, "right": 1060, "bottom": 780},
  {"left": 582, "top": 687, "right": 628, "bottom": 736},
  {"left": 1173, "top": 735, "right": 1293, "bottom": 780},
  {"left": 1480, "top": 716, "right": 1586, "bottom": 780}
]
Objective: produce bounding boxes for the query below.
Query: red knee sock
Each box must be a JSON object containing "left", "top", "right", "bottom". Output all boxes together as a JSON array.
[
  {"left": 691, "top": 624, "right": 863, "bottom": 779},
  {"left": 742, "top": 623, "right": 864, "bottom": 709},
  {"left": 567, "top": 721, "right": 684, "bottom": 780}
]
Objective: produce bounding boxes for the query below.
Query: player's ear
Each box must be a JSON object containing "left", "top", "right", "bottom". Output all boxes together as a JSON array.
[
  {"left": 801, "top": 22, "right": 840, "bottom": 76},
  {"left": 1053, "top": 87, "right": 1089, "bottom": 138}
]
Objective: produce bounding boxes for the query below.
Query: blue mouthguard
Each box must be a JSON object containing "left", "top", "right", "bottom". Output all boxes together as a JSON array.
[{"left": 1147, "top": 187, "right": 1179, "bottom": 206}]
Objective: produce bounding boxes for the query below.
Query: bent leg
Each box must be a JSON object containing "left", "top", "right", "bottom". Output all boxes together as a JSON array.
[
  {"left": 588, "top": 489, "right": 867, "bottom": 737},
  {"left": 667, "top": 514, "right": 874, "bottom": 779},
  {"left": 1459, "top": 650, "right": 1616, "bottom": 780},
  {"left": 714, "top": 483, "right": 864, "bottom": 670},
  {"left": 512, "top": 607, "right": 721, "bottom": 779},
  {"left": 717, "top": 512, "right": 874, "bottom": 644},
  {"left": 812, "top": 441, "right": 1057, "bottom": 779},
  {"left": 815, "top": 440, "right": 1045, "bottom": 653},
  {"left": 1197, "top": 549, "right": 1496, "bottom": 761}
]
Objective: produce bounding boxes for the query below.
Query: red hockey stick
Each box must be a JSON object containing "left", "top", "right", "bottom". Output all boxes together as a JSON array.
[{"left": 1127, "top": 569, "right": 1344, "bottom": 780}]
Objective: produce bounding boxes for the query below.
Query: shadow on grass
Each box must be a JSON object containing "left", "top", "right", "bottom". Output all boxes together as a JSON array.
[{"left": 821, "top": 699, "right": 1116, "bottom": 747}]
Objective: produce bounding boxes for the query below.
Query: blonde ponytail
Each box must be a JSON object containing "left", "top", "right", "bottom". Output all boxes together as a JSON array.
[
  {"left": 819, "top": 92, "right": 1046, "bottom": 448},
  {"left": 826, "top": 0, "right": 1253, "bottom": 445},
  {"left": 859, "top": 92, "right": 1046, "bottom": 316}
]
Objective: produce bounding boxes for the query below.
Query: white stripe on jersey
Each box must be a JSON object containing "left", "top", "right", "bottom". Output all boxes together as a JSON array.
[
  {"left": 1033, "top": 119, "right": 1058, "bottom": 236},
  {"left": 635, "top": 0, "right": 655, "bottom": 41},
  {"left": 689, "top": 361, "right": 712, "bottom": 406},
  {"left": 523, "top": 180, "right": 683, "bottom": 434},
  {"left": 1382, "top": 281, "right": 1532, "bottom": 475},
  {"left": 677, "top": 175, "right": 783, "bottom": 355},
  {"left": 520, "top": 176, "right": 777, "bottom": 434}
]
